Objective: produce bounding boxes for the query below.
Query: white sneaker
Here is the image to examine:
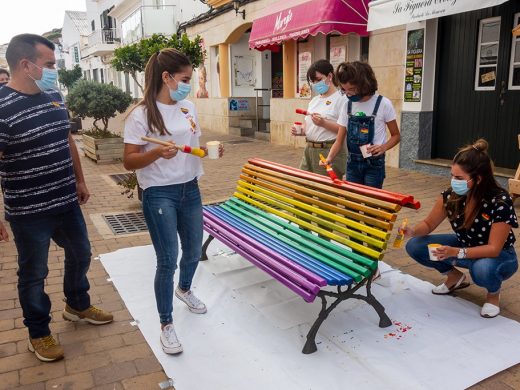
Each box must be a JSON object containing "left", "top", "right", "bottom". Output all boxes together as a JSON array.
[
  {"left": 175, "top": 288, "right": 207, "bottom": 314},
  {"left": 160, "top": 324, "right": 183, "bottom": 354}
]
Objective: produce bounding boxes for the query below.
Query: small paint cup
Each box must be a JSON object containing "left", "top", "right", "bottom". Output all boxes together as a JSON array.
[
  {"left": 206, "top": 141, "right": 220, "bottom": 159},
  {"left": 293, "top": 122, "right": 303, "bottom": 135},
  {"left": 360, "top": 144, "right": 372, "bottom": 158},
  {"left": 428, "top": 244, "right": 442, "bottom": 261}
]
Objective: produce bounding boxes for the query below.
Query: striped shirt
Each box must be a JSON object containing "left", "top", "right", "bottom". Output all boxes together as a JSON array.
[{"left": 0, "top": 87, "right": 78, "bottom": 221}]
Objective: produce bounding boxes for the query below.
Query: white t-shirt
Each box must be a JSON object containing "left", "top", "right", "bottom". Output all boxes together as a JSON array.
[
  {"left": 304, "top": 90, "right": 343, "bottom": 142},
  {"left": 124, "top": 100, "right": 204, "bottom": 190},
  {"left": 337, "top": 94, "right": 396, "bottom": 146}
]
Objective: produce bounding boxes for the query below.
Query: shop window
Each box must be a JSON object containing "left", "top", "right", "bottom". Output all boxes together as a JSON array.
[
  {"left": 508, "top": 13, "right": 520, "bottom": 90},
  {"left": 475, "top": 17, "right": 501, "bottom": 91}
]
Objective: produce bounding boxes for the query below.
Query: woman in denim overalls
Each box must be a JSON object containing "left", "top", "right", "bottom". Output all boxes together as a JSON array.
[{"left": 324, "top": 62, "right": 400, "bottom": 189}]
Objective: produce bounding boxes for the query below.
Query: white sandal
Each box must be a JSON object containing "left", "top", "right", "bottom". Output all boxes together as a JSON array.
[
  {"left": 481, "top": 303, "right": 500, "bottom": 318},
  {"left": 432, "top": 273, "right": 470, "bottom": 295}
]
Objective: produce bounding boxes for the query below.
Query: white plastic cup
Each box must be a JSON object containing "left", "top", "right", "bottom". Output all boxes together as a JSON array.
[
  {"left": 360, "top": 144, "right": 372, "bottom": 158},
  {"left": 206, "top": 141, "right": 220, "bottom": 159},
  {"left": 293, "top": 122, "right": 303, "bottom": 135},
  {"left": 428, "top": 244, "right": 441, "bottom": 261}
]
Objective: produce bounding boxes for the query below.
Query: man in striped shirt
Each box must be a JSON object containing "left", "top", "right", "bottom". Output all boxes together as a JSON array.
[{"left": 0, "top": 34, "right": 113, "bottom": 362}]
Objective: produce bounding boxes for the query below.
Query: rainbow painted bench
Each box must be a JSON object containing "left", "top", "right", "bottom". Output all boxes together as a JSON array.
[{"left": 202, "top": 158, "right": 420, "bottom": 354}]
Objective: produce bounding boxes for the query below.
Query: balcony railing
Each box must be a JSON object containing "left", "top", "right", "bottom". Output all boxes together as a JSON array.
[{"left": 87, "top": 28, "right": 119, "bottom": 47}]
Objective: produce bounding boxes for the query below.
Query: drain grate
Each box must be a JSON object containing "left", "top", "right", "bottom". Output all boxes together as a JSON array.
[
  {"left": 103, "top": 212, "right": 148, "bottom": 235},
  {"left": 109, "top": 173, "right": 132, "bottom": 185}
]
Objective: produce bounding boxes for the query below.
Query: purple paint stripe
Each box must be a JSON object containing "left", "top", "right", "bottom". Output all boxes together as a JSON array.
[
  {"left": 204, "top": 210, "right": 326, "bottom": 288},
  {"left": 204, "top": 214, "right": 321, "bottom": 302}
]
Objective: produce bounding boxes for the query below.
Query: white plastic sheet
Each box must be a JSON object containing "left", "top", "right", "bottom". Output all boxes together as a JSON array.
[{"left": 100, "top": 238, "right": 520, "bottom": 390}]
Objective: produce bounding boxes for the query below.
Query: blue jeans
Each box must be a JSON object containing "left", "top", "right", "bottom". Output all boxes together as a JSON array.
[
  {"left": 346, "top": 154, "right": 385, "bottom": 189},
  {"left": 142, "top": 178, "right": 203, "bottom": 325},
  {"left": 10, "top": 206, "right": 92, "bottom": 339},
  {"left": 406, "top": 234, "right": 518, "bottom": 293}
]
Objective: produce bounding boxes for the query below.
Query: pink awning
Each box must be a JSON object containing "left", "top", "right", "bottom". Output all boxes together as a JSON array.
[{"left": 249, "top": 0, "right": 369, "bottom": 49}]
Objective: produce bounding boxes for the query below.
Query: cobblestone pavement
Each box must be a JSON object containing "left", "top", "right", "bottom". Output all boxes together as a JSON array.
[{"left": 0, "top": 132, "right": 518, "bottom": 389}]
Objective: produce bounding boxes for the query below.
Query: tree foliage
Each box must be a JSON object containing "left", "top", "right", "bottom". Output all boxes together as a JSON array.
[
  {"left": 66, "top": 80, "right": 132, "bottom": 133},
  {"left": 58, "top": 65, "right": 83, "bottom": 91},
  {"left": 111, "top": 33, "right": 205, "bottom": 92}
]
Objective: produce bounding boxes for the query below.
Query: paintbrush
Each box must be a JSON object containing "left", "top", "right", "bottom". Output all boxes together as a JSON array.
[
  {"left": 141, "top": 136, "right": 206, "bottom": 158},
  {"left": 319, "top": 153, "right": 339, "bottom": 182}
]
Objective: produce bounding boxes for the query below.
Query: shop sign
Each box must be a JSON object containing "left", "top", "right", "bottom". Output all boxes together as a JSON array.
[
  {"left": 368, "top": 0, "right": 509, "bottom": 31},
  {"left": 404, "top": 28, "right": 424, "bottom": 102}
]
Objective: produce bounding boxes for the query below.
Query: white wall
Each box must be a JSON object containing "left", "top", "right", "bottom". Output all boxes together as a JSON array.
[{"left": 61, "top": 14, "right": 85, "bottom": 70}]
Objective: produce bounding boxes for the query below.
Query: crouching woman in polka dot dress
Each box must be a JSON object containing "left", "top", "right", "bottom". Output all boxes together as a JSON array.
[{"left": 404, "top": 139, "right": 518, "bottom": 318}]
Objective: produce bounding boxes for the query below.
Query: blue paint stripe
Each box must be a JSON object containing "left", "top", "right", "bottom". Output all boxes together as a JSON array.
[{"left": 205, "top": 205, "right": 353, "bottom": 286}]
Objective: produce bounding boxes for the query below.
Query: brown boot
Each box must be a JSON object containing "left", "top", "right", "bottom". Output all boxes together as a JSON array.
[
  {"left": 28, "top": 335, "right": 64, "bottom": 362},
  {"left": 63, "top": 304, "right": 113, "bottom": 325}
]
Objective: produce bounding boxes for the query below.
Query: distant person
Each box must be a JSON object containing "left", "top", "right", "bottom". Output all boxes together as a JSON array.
[
  {"left": 404, "top": 139, "right": 518, "bottom": 318},
  {"left": 291, "top": 59, "right": 346, "bottom": 179},
  {"left": 0, "top": 68, "right": 10, "bottom": 87},
  {"left": 324, "top": 61, "right": 401, "bottom": 189},
  {"left": 123, "top": 48, "right": 224, "bottom": 355},
  {"left": 0, "top": 34, "right": 113, "bottom": 362}
]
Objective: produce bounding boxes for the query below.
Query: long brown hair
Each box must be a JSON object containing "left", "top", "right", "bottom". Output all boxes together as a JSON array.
[
  {"left": 335, "top": 61, "right": 378, "bottom": 96},
  {"left": 140, "top": 48, "right": 192, "bottom": 135},
  {"left": 446, "top": 138, "right": 504, "bottom": 229}
]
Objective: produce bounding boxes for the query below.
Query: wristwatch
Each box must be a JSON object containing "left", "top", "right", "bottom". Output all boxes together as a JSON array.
[{"left": 457, "top": 248, "right": 467, "bottom": 259}]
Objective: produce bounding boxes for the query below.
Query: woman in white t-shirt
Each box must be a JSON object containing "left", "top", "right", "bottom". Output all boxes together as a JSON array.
[
  {"left": 324, "top": 61, "right": 400, "bottom": 189},
  {"left": 291, "top": 59, "right": 347, "bottom": 178},
  {"left": 123, "top": 49, "right": 223, "bottom": 355}
]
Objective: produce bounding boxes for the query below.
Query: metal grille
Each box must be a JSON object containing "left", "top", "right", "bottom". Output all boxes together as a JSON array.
[
  {"left": 109, "top": 173, "right": 132, "bottom": 184},
  {"left": 103, "top": 212, "right": 148, "bottom": 235}
]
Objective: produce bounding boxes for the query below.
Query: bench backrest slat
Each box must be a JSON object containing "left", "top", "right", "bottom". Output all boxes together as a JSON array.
[
  {"left": 243, "top": 164, "right": 401, "bottom": 213},
  {"left": 240, "top": 172, "right": 394, "bottom": 230}
]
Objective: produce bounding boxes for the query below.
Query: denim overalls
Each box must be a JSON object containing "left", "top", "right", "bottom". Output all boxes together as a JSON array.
[{"left": 345, "top": 95, "right": 385, "bottom": 189}]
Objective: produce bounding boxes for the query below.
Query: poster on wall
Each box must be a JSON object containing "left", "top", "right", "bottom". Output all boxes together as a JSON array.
[
  {"left": 195, "top": 65, "right": 209, "bottom": 98},
  {"left": 298, "top": 51, "right": 312, "bottom": 98},
  {"left": 233, "top": 56, "right": 256, "bottom": 87},
  {"left": 404, "top": 29, "right": 424, "bottom": 102},
  {"left": 329, "top": 46, "right": 346, "bottom": 72}
]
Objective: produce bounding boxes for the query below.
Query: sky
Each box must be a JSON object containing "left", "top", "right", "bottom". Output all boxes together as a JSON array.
[{"left": 1, "top": 0, "right": 86, "bottom": 44}]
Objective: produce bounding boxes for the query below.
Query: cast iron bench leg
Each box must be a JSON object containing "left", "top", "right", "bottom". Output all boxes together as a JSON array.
[
  {"left": 302, "top": 278, "right": 392, "bottom": 354},
  {"left": 200, "top": 235, "right": 214, "bottom": 261}
]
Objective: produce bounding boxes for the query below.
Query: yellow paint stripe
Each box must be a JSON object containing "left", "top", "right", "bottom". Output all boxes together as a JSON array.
[
  {"left": 237, "top": 180, "right": 389, "bottom": 244},
  {"left": 243, "top": 164, "right": 401, "bottom": 212},
  {"left": 242, "top": 166, "right": 398, "bottom": 220},
  {"left": 240, "top": 173, "right": 394, "bottom": 230}
]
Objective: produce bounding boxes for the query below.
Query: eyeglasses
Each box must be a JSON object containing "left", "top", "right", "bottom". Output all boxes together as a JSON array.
[{"left": 339, "top": 86, "right": 358, "bottom": 96}]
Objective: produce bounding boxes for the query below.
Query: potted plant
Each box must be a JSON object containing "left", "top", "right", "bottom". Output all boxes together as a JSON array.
[{"left": 67, "top": 80, "right": 132, "bottom": 163}]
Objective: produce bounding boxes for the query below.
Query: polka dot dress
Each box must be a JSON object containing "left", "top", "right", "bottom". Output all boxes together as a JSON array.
[{"left": 442, "top": 189, "right": 518, "bottom": 248}]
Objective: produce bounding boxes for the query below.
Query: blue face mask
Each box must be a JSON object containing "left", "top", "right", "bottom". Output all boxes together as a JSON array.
[
  {"left": 451, "top": 178, "right": 471, "bottom": 196},
  {"left": 312, "top": 80, "right": 329, "bottom": 95},
  {"left": 347, "top": 94, "right": 362, "bottom": 102},
  {"left": 169, "top": 76, "right": 191, "bottom": 101},
  {"left": 29, "top": 62, "right": 57, "bottom": 91}
]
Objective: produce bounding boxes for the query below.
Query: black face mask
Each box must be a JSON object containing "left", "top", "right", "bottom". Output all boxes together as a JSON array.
[{"left": 0, "top": 82, "right": 7, "bottom": 87}]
